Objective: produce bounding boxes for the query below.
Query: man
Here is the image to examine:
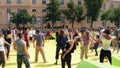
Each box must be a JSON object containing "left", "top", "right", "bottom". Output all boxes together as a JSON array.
[
  {"left": 13, "top": 33, "right": 30, "bottom": 68},
  {"left": 33, "top": 30, "right": 47, "bottom": 63}
]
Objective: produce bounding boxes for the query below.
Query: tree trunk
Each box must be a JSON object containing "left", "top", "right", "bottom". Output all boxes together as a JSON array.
[
  {"left": 72, "top": 21, "right": 74, "bottom": 28},
  {"left": 117, "top": 22, "right": 119, "bottom": 28},
  {"left": 16, "top": 23, "right": 20, "bottom": 29},
  {"left": 90, "top": 20, "right": 93, "bottom": 29},
  {"left": 105, "top": 21, "right": 106, "bottom": 27},
  {"left": 52, "top": 21, "right": 54, "bottom": 29}
]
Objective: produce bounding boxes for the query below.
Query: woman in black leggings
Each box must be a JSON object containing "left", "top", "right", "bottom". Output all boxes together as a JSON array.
[
  {"left": 61, "top": 32, "right": 80, "bottom": 68},
  {"left": 100, "top": 29, "right": 112, "bottom": 64}
]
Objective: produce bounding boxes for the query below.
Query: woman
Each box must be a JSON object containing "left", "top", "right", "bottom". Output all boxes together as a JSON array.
[
  {"left": 0, "top": 33, "right": 10, "bottom": 68},
  {"left": 13, "top": 33, "right": 30, "bottom": 68},
  {"left": 100, "top": 29, "right": 112, "bottom": 64},
  {"left": 54, "top": 29, "right": 67, "bottom": 65},
  {"left": 4, "top": 29, "right": 12, "bottom": 60},
  {"left": 80, "top": 30, "right": 94, "bottom": 60},
  {"left": 93, "top": 35, "right": 102, "bottom": 56},
  {"left": 46, "top": 29, "right": 51, "bottom": 41},
  {"left": 61, "top": 32, "right": 80, "bottom": 68}
]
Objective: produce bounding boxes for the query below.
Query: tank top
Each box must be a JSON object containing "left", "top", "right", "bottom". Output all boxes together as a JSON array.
[
  {"left": 64, "top": 42, "right": 76, "bottom": 54},
  {"left": 102, "top": 38, "right": 112, "bottom": 50},
  {"left": 16, "top": 39, "right": 26, "bottom": 55}
]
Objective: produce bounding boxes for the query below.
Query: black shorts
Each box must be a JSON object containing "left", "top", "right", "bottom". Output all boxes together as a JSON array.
[{"left": 29, "top": 37, "right": 33, "bottom": 41}]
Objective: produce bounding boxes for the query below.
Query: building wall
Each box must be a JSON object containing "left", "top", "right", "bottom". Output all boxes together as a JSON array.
[{"left": 0, "top": 0, "right": 119, "bottom": 29}]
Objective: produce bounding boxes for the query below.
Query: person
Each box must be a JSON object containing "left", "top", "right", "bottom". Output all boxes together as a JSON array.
[
  {"left": 93, "top": 35, "right": 102, "bottom": 56},
  {"left": 0, "top": 33, "right": 10, "bottom": 68},
  {"left": 80, "top": 30, "right": 94, "bottom": 60},
  {"left": 4, "top": 29, "right": 12, "bottom": 60},
  {"left": 90, "top": 29, "right": 96, "bottom": 52},
  {"left": 13, "top": 33, "right": 30, "bottom": 68},
  {"left": 28, "top": 28, "right": 33, "bottom": 41},
  {"left": 112, "top": 32, "right": 120, "bottom": 54},
  {"left": 61, "top": 32, "right": 80, "bottom": 68},
  {"left": 54, "top": 30, "right": 67, "bottom": 65},
  {"left": 45, "top": 29, "right": 51, "bottom": 41},
  {"left": 33, "top": 30, "right": 47, "bottom": 63},
  {"left": 99, "top": 29, "right": 112, "bottom": 64},
  {"left": 24, "top": 28, "right": 30, "bottom": 49}
]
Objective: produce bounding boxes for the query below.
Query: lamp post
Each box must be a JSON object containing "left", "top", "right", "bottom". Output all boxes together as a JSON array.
[{"left": 7, "top": 13, "right": 11, "bottom": 29}]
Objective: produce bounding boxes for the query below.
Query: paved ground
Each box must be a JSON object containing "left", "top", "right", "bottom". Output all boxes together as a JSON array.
[{"left": 5, "top": 40, "right": 120, "bottom": 68}]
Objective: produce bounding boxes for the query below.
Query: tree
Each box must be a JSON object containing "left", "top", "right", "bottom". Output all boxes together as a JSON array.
[
  {"left": 10, "top": 9, "right": 32, "bottom": 28},
  {"left": 63, "top": 1, "right": 84, "bottom": 28},
  {"left": 112, "top": 8, "right": 120, "bottom": 27},
  {"left": 45, "top": 0, "right": 61, "bottom": 27},
  {"left": 75, "top": 5, "right": 85, "bottom": 23},
  {"left": 84, "top": 0, "right": 103, "bottom": 28},
  {"left": 101, "top": 10, "right": 111, "bottom": 27}
]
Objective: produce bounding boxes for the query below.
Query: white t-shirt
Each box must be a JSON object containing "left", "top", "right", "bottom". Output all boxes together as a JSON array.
[
  {"left": 28, "top": 30, "right": 33, "bottom": 37},
  {"left": 0, "top": 38, "right": 4, "bottom": 51}
]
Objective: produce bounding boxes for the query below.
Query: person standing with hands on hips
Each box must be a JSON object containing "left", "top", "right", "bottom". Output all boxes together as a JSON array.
[{"left": 33, "top": 30, "right": 47, "bottom": 63}]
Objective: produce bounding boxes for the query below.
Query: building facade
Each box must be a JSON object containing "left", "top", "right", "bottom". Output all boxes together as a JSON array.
[{"left": 0, "top": 0, "right": 119, "bottom": 29}]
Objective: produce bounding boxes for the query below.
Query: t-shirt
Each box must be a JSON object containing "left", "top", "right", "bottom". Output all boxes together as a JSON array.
[
  {"left": 28, "top": 30, "right": 33, "bottom": 37},
  {"left": 82, "top": 36, "right": 89, "bottom": 46},
  {"left": 102, "top": 38, "right": 112, "bottom": 50},
  {"left": 34, "top": 33, "right": 44, "bottom": 46},
  {"left": 0, "top": 38, "right": 4, "bottom": 51},
  {"left": 24, "top": 31, "right": 28, "bottom": 42}
]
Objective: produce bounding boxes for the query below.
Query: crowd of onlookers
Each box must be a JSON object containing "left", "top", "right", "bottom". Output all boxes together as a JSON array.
[{"left": 0, "top": 25, "right": 120, "bottom": 68}]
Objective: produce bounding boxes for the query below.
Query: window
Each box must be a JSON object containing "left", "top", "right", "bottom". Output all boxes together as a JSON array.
[
  {"left": 17, "top": 8, "right": 21, "bottom": 13},
  {"left": 36, "top": 16, "right": 40, "bottom": 24},
  {"left": 7, "top": 8, "right": 11, "bottom": 13},
  {"left": 69, "top": 0, "right": 73, "bottom": 3},
  {"left": 32, "top": 0, "right": 36, "bottom": 4},
  {"left": 42, "top": 17, "right": 46, "bottom": 23},
  {"left": 6, "top": 0, "right": 11, "bottom": 3},
  {"left": 32, "top": 9, "right": 36, "bottom": 12},
  {"left": 110, "top": 4, "right": 114, "bottom": 9},
  {"left": 42, "top": 0, "right": 46, "bottom": 4},
  {"left": 61, "top": 0, "right": 64, "bottom": 5},
  {"left": 61, "top": 16, "right": 65, "bottom": 23},
  {"left": 103, "top": 3, "right": 106, "bottom": 10},
  {"left": 42, "top": 9, "right": 46, "bottom": 12},
  {"left": 17, "top": 0, "right": 22, "bottom": 4},
  {"left": 78, "top": 0, "right": 81, "bottom": 5}
]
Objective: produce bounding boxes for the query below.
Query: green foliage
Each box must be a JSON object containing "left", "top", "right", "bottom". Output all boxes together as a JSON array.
[
  {"left": 101, "top": 8, "right": 120, "bottom": 27},
  {"left": 84, "top": 0, "right": 103, "bottom": 28},
  {"left": 75, "top": 6, "right": 85, "bottom": 23},
  {"left": 112, "top": 8, "right": 120, "bottom": 27},
  {"left": 63, "top": 1, "right": 84, "bottom": 28},
  {"left": 45, "top": 0, "right": 61, "bottom": 27},
  {"left": 10, "top": 9, "right": 32, "bottom": 28}
]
